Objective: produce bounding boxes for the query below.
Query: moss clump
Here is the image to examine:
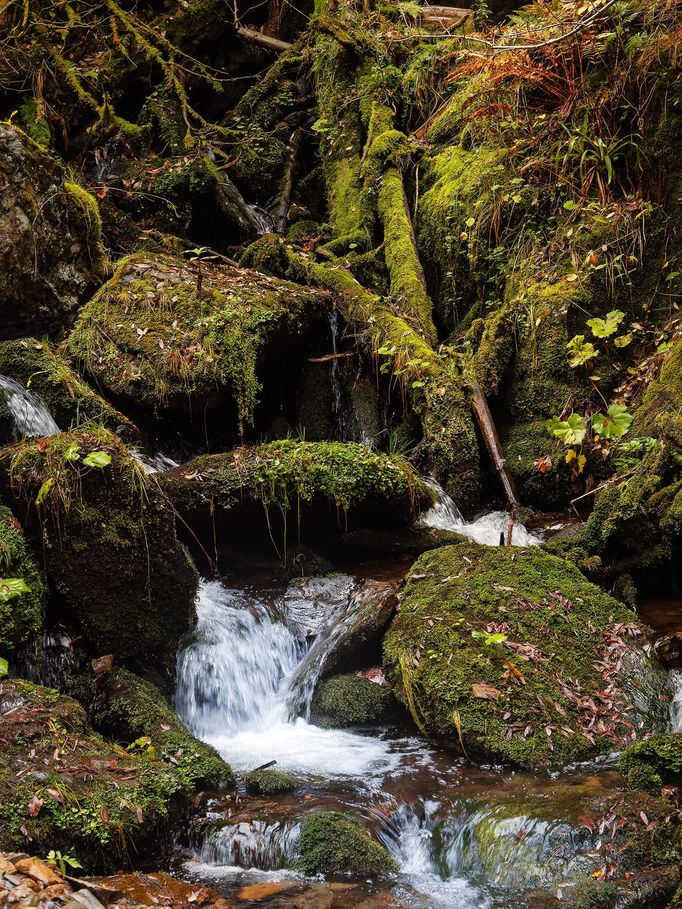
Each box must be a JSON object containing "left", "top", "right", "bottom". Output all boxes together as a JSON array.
[
  {"left": 384, "top": 543, "right": 668, "bottom": 768},
  {"left": 0, "top": 338, "right": 136, "bottom": 439},
  {"left": 313, "top": 676, "right": 395, "bottom": 727},
  {"left": 0, "top": 679, "right": 203, "bottom": 871},
  {"left": 67, "top": 253, "right": 330, "bottom": 432},
  {"left": 0, "top": 428, "right": 197, "bottom": 684},
  {"left": 634, "top": 339, "right": 682, "bottom": 436},
  {"left": 620, "top": 735, "right": 682, "bottom": 794},
  {"left": 0, "top": 506, "right": 45, "bottom": 657},
  {"left": 93, "top": 667, "right": 233, "bottom": 790},
  {"left": 243, "top": 768, "right": 296, "bottom": 795},
  {"left": 0, "top": 123, "right": 107, "bottom": 338},
  {"left": 297, "top": 811, "right": 397, "bottom": 876}
]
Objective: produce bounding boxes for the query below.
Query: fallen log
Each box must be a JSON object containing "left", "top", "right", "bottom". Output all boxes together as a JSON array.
[{"left": 237, "top": 26, "right": 292, "bottom": 51}]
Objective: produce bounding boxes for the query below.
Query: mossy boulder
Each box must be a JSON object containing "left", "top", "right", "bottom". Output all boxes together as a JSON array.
[
  {"left": 634, "top": 339, "right": 682, "bottom": 436},
  {"left": 67, "top": 252, "right": 330, "bottom": 436},
  {"left": 0, "top": 428, "right": 197, "bottom": 684},
  {"left": 0, "top": 679, "right": 207, "bottom": 871},
  {"left": 312, "top": 675, "right": 396, "bottom": 727},
  {"left": 620, "top": 734, "right": 682, "bottom": 795},
  {"left": 0, "top": 338, "right": 136, "bottom": 439},
  {"left": 0, "top": 124, "right": 106, "bottom": 339},
  {"left": 384, "top": 543, "right": 669, "bottom": 768},
  {"left": 92, "top": 667, "right": 232, "bottom": 790},
  {"left": 296, "top": 811, "right": 397, "bottom": 876},
  {"left": 0, "top": 505, "right": 45, "bottom": 659},
  {"left": 161, "top": 440, "right": 431, "bottom": 555},
  {"left": 243, "top": 768, "right": 296, "bottom": 795}
]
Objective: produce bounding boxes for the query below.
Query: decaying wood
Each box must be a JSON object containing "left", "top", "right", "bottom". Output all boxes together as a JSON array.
[
  {"left": 307, "top": 352, "right": 357, "bottom": 363},
  {"left": 237, "top": 26, "right": 292, "bottom": 51},
  {"left": 471, "top": 377, "right": 520, "bottom": 511},
  {"left": 275, "top": 129, "right": 302, "bottom": 233},
  {"left": 420, "top": 5, "right": 473, "bottom": 26}
]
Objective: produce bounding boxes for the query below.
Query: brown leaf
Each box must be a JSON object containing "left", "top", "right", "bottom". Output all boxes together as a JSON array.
[
  {"left": 472, "top": 682, "right": 501, "bottom": 701},
  {"left": 99, "top": 805, "right": 110, "bottom": 823},
  {"left": 136, "top": 806, "right": 144, "bottom": 824},
  {"left": 28, "top": 795, "right": 43, "bottom": 817}
]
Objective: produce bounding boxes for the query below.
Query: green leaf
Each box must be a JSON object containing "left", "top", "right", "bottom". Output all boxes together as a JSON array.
[
  {"left": 591, "top": 404, "right": 633, "bottom": 441},
  {"left": 0, "top": 657, "right": 7, "bottom": 679},
  {"left": 484, "top": 632, "right": 508, "bottom": 646},
  {"left": 82, "top": 450, "right": 112, "bottom": 469},
  {"left": 545, "top": 412, "right": 587, "bottom": 445},
  {"left": 563, "top": 200, "right": 579, "bottom": 210},
  {"left": 586, "top": 309, "right": 625, "bottom": 338},
  {"left": 0, "top": 578, "right": 30, "bottom": 601},
  {"left": 566, "top": 335, "right": 598, "bottom": 368},
  {"left": 64, "top": 444, "right": 81, "bottom": 462},
  {"left": 36, "top": 477, "right": 54, "bottom": 506},
  {"left": 613, "top": 333, "right": 633, "bottom": 348}
]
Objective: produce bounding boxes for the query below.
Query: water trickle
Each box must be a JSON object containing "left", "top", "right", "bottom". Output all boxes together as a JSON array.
[
  {"left": 200, "top": 820, "right": 301, "bottom": 871},
  {"left": 670, "top": 670, "right": 682, "bottom": 732},
  {"left": 327, "top": 309, "right": 345, "bottom": 440},
  {"left": 130, "top": 448, "right": 180, "bottom": 474},
  {"left": 418, "top": 479, "right": 541, "bottom": 547},
  {"left": 0, "top": 376, "right": 59, "bottom": 438}
]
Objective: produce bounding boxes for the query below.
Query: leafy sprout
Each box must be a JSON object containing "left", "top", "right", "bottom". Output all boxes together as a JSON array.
[
  {"left": 587, "top": 309, "right": 625, "bottom": 338},
  {"left": 591, "top": 403, "right": 633, "bottom": 440},
  {"left": 545, "top": 413, "right": 587, "bottom": 445},
  {"left": 566, "top": 335, "right": 598, "bottom": 368}
]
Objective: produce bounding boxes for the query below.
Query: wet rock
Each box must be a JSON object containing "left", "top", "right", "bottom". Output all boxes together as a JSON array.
[
  {"left": 0, "top": 429, "right": 197, "bottom": 684},
  {"left": 655, "top": 633, "right": 682, "bottom": 668},
  {"left": 384, "top": 543, "right": 670, "bottom": 769},
  {"left": 296, "top": 811, "right": 397, "bottom": 876},
  {"left": 161, "top": 441, "right": 431, "bottom": 556},
  {"left": 0, "top": 124, "right": 106, "bottom": 339},
  {"left": 243, "top": 768, "right": 296, "bottom": 795},
  {"left": 92, "top": 667, "right": 233, "bottom": 790},
  {"left": 14, "top": 859, "right": 62, "bottom": 887},
  {"left": 67, "top": 252, "right": 331, "bottom": 441},
  {"left": 312, "top": 675, "right": 397, "bottom": 727}
]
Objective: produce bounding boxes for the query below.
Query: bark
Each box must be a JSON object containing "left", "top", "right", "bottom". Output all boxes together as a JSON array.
[{"left": 471, "top": 376, "right": 520, "bottom": 509}]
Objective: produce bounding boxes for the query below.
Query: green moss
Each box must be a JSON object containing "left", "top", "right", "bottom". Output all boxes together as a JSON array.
[
  {"left": 67, "top": 253, "right": 329, "bottom": 431},
  {"left": 63, "top": 181, "right": 107, "bottom": 275},
  {"left": 313, "top": 675, "right": 395, "bottom": 727},
  {"left": 384, "top": 543, "right": 668, "bottom": 768},
  {"left": 0, "top": 506, "right": 45, "bottom": 656},
  {"left": 634, "top": 339, "right": 682, "bottom": 436},
  {"left": 243, "top": 768, "right": 296, "bottom": 795},
  {"left": 0, "top": 428, "right": 197, "bottom": 682},
  {"left": 297, "top": 811, "right": 397, "bottom": 876},
  {"left": 93, "top": 667, "right": 233, "bottom": 790},
  {"left": 620, "top": 735, "right": 682, "bottom": 793},
  {"left": 0, "top": 338, "right": 135, "bottom": 438},
  {"left": 0, "top": 679, "right": 201, "bottom": 872}
]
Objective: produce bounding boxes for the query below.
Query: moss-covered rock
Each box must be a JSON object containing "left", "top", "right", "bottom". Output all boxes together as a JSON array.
[
  {"left": 384, "top": 543, "right": 669, "bottom": 768},
  {"left": 161, "top": 440, "right": 431, "bottom": 556},
  {"left": 67, "top": 252, "right": 331, "bottom": 435},
  {"left": 92, "top": 667, "right": 232, "bottom": 790},
  {"left": 0, "top": 124, "right": 106, "bottom": 339},
  {"left": 620, "top": 734, "right": 682, "bottom": 795},
  {"left": 0, "top": 338, "right": 136, "bottom": 439},
  {"left": 0, "top": 679, "right": 205, "bottom": 871},
  {"left": 634, "top": 339, "right": 682, "bottom": 436},
  {"left": 243, "top": 768, "right": 296, "bottom": 795},
  {"left": 296, "top": 811, "right": 397, "bottom": 876},
  {"left": 0, "top": 506, "right": 45, "bottom": 659},
  {"left": 313, "top": 675, "right": 396, "bottom": 727},
  {"left": 0, "top": 428, "right": 197, "bottom": 684}
]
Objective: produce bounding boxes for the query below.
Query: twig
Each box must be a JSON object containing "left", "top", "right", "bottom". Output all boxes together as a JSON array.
[
  {"left": 307, "top": 352, "right": 357, "bottom": 363},
  {"left": 237, "top": 26, "right": 292, "bottom": 51}
]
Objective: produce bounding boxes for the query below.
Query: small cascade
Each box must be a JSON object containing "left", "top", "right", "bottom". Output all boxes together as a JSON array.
[
  {"left": 18, "top": 630, "right": 78, "bottom": 690},
  {"left": 176, "top": 577, "right": 407, "bottom": 778},
  {"left": 327, "top": 309, "right": 346, "bottom": 440},
  {"left": 200, "top": 820, "right": 301, "bottom": 871},
  {"left": 418, "top": 479, "right": 541, "bottom": 547},
  {"left": 670, "top": 670, "right": 682, "bottom": 731},
  {"left": 0, "top": 376, "right": 59, "bottom": 438},
  {"left": 130, "top": 448, "right": 180, "bottom": 474}
]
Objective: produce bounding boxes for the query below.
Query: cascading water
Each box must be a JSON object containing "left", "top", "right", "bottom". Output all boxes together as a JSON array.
[
  {"left": 0, "top": 375, "right": 59, "bottom": 438},
  {"left": 670, "top": 670, "right": 682, "bottom": 732},
  {"left": 418, "top": 479, "right": 541, "bottom": 547},
  {"left": 327, "top": 308, "right": 346, "bottom": 440},
  {"left": 130, "top": 448, "right": 179, "bottom": 474},
  {"left": 176, "top": 577, "right": 411, "bottom": 778}
]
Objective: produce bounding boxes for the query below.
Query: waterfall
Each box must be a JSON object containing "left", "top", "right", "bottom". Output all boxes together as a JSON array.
[
  {"left": 328, "top": 309, "right": 345, "bottom": 440},
  {"left": 418, "top": 479, "right": 541, "bottom": 548},
  {"left": 670, "top": 670, "right": 682, "bottom": 731},
  {"left": 176, "top": 577, "right": 407, "bottom": 778},
  {"left": 200, "top": 820, "right": 301, "bottom": 871},
  {"left": 130, "top": 448, "right": 179, "bottom": 474},
  {"left": 0, "top": 376, "right": 59, "bottom": 438}
]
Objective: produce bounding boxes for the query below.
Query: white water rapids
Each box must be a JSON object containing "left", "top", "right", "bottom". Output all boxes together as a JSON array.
[{"left": 0, "top": 375, "right": 59, "bottom": 438}]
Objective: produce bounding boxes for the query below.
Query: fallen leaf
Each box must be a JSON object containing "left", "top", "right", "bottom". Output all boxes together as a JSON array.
[{"left": 472, "top": 682, "right": 501, "bottom": 701}]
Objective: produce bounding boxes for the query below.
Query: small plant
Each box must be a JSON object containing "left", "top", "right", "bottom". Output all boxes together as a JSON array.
[
  {"left": 0, "top": 656, "right": 7, "bottom": 679},
  {"left": 591, "top": 403, "right": 633, "bottom": 440},
  {"left": 566, "top": 335, "right": 598, "bottom": 368},
  {"left": 587, "top": 309, "right": 625, "bottom": 338},
  {"left": 545, "top": 412, "right": 587, "bottom": 445},
  {"left": 613, "top": 437, "right": 656, "bottom": 472},
  {"left": 45, "top": 850, "right": 82, "bottom": 875},
  {"left": 127, "top": 735, "right": 156, "bottom": 758}
]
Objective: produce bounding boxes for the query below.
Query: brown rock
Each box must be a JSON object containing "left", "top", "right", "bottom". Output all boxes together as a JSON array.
[
  {"left": 91, "top": 655, "right": 114, "bottom": 676},
  {"left": 42, "top": 883, "right": 74, "bottom": 902},
  {"left": 14, "top": 859, "right": 62, "bottom": 887},
  {"left": 0, "top": 860, "right": 16, "bottom": 875}
]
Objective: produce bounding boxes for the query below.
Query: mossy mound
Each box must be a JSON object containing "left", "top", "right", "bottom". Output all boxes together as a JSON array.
[
  {"left": 0, "top": 505, "right": 45, "bottom": 659},
  {"left": 0, "top": 338, "right": 136, "bottom": 439},
  {"left": 243, "top": 768, "right": 296, "bottom": 795},
  {"left": 0, "top": 124, "right": 106, "bottom": 339},
  {"left": 296, "top": 811, "right": 397, "bottom": 876},
  {"left": 0, "top": 679, "right": 206, "bottom": 871},
  {"left": 384, "top": 543, "right": 668, "bottom": 768},
  {"left": 313, "top": 675, "right": 396, "bottom": 727},
  {"left": 620, "top": 734, "right": 682, "bottom": 795},
  {"left": 161, "top": 440, "right": 431, "bottom": 554},
  {"left": 92, "top": 667, "right": 232, "bottom": 790},
  {"left": 0, "top": 428, "right": 197, "bottom": 684},
  {"left": 634, "top": 340, "right": 682, "bottom": 436},
  {"left": 67, "top": 252, "right": 330, "bottom": 434}
]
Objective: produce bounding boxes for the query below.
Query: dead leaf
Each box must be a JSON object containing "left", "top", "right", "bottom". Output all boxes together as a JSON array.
[
  {"left": 28, "top": 795, "right": 43, "bottom": 817},
  {"left": 472, "top": 682, "right": 501, "bottom": 701}
]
